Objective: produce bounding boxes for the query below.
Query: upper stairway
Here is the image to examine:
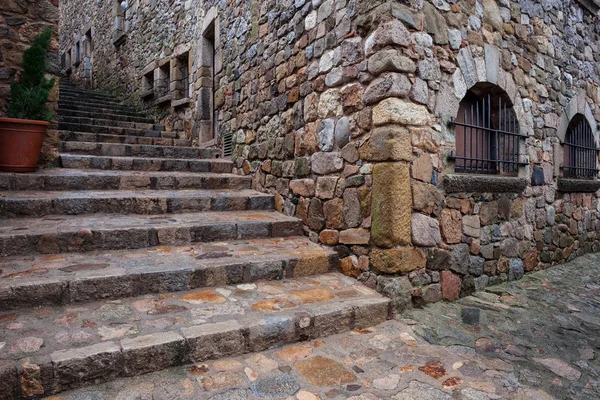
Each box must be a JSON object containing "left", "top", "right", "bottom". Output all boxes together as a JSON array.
[{"left": 0, "top": 81, "right": 390, "bottom": 399}]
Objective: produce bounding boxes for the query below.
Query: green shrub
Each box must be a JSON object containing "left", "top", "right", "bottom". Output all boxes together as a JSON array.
[{"left": 7, "top": 29, "right": 56, "bottom": 122}]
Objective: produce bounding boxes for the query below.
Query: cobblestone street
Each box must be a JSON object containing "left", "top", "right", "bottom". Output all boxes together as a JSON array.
[{"left": 43, "top": 253, "right": 600, "bottom": 400}]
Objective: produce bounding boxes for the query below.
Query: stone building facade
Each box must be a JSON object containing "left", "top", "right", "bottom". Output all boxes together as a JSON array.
[
  {"left": 59, "top": 0, "right": 600, "bottom": 310},
  {"left": 1, "top": 0, "right": 60, "bottom": 166}
]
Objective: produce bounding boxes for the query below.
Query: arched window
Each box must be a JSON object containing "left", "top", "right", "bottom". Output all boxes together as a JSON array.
[
  {"left": 563, "top": 115, "right": 599, "bottom": 179},
  {"left": 452, "top": 84, "right": 524, "bottom": 175}
]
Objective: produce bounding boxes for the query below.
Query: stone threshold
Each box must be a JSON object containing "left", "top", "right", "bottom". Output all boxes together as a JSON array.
[
  {"left": 0, "top": 273, "right": 390, "bottom": 398},
  {"left": 0, "top": 236, "right": 337, "bottom": 309},
  {"left": 443, "top": 174, "right": 529, "bottom": 194},
  {"left": 557, "top": 178, "right": 600, "bottom": 193}
]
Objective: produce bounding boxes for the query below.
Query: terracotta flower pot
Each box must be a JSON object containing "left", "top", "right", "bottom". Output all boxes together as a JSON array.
[{"left": 0, "top": 117, "right": 49, "bottom": 173}]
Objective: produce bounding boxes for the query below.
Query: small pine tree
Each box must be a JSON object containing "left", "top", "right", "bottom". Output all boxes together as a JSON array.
[{"left": 7, "top": 29, "right": 56, "bottom": 122}]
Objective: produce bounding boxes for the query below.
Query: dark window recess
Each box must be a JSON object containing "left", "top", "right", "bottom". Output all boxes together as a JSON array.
[
  {"left": 61, "top": 52, "right": 66, "bottom": 69},
  {"left": 563, "top": 116, "right": 599, "bottom": 179},
  {"left": 223, "top": 132, "right": 233, "bottom": 157},
  {"left": 450, "top": 91, "right": 526, "bottom": 175}
]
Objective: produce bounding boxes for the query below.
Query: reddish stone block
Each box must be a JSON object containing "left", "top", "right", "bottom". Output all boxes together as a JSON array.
[{"left": 441, "top": 271, "right": 461, "bottom": 301}]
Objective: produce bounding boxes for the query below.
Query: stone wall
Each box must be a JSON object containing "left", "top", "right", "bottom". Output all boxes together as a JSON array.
[
  {"left": 59, "top": 0, "right": 600, "bottom": 310},
  {"left": 1, "top": 0, "right": 60, "bottom": 166}
]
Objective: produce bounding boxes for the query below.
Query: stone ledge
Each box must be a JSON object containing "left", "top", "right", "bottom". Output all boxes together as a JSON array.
[
  {"left": 140, "top": 89, "right": 154, "bottom": 99},
  {"left": 112, "top": 32, "right": 126, "bottom": 47},
  {"left": 154, "top": 94, "right": 172, "bottom": 106},
  {"left": 557, "top": 178, "right": 600, "bottom": 193},
  {"left": 444, "top": 174, "right": 528, "bottom": 194},
  {"left": 172, "top": 97, "right": 191, "bottom": 108}
]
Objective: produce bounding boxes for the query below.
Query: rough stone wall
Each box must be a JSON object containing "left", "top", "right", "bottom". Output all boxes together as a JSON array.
[
  {"left": 58, "top": 0, "right": 600, "bottom": 309},
  {"left": 0, "top": 0, "right": 60, "bottom": 166},
  {"left": 231, "top": 0, "right": 600, "bottom": 310}
]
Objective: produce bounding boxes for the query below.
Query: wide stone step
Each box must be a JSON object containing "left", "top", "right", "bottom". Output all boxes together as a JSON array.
[
  {"left": 58, "top": 106, "right": 149, "bottom": 120},
  {"left": 58, "top": 108, "right": 154, "bottom": 123},
  {"left": 57, "top": 103, "right": 143, "bottom": 116},
  {"left": 0, "top": 189, "right": 273, "bottom": 218},
  {"left": 60, "top": 154, "right": 234, "bottom": 173},
  {"left": 58, "top": 122, "right": 166, "bottom": 137},
  {"left": 59, "top": 95, "right": 126, "bottom": 107},
  {"left": 0, "top": 236, "right": 336, "bottom": 309},
  {"left": 59, "top": 141, "right": 220, "bottom": 159},
  {"left": 58, "top": 115, "right": 158, "bottom": 130},
  {"left": 59, "top": 131, "right": 191, "bottom": 147},
  {"left": 59, "top": 88, "right": 117, "bottom": 100},
  {"left": 0, "top": 272, "right": 389, "bottom": 398},
  {"left": 0, "top": 210, "right": 303, "bottom": 256},
  {"left": 0, "top": 169, "right": 250, "bottom": 191},
  {"left": 58, "top": 100, "right": 134, "bottom": 112}
]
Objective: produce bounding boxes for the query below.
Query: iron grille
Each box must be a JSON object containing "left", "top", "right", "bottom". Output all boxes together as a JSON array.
[
  {"left": 562, "top": 118, "right": 600, "bottom": 179},
  {"left": 450, "top": 94, "right": 527, "bottom": 175},
  {"left": 223, "top": 132, "right": 233, "bottom": 157}
]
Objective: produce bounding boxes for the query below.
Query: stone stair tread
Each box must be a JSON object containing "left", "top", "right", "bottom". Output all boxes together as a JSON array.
[
  {"left": 0, "top": 168, "right": 249, "bottom": 191},
  {"left": 0, "top": 188, "right": 274, "bottom": 217},
  {"left": 59, "top": 141, "right": 219, "bottom": 159},
  {"left": 0, "top": 209, "right": 299, "bottom": 238},
  {"left": 0, "top": 236, "right": 337, "bottom": 308},
  {"left": 59, "top": 132, "right": 191, "bottom": 146},
  {"left": 59, "top": 154, "right": 232, "bottom": 173},
  {"left": 0, "top": 272, "right": 389, "bottom": 395}
]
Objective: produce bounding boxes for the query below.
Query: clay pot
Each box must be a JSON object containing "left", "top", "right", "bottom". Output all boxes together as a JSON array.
[{"left": 0, "top": 117, "right": 49, "bottom": 172}]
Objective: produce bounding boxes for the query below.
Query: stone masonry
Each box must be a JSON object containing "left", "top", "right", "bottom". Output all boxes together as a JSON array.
[
  {"left": 58, "top": 0, "right": 600, "bottom": 311},
  {"left": 0, "top": 0, "right": 60, "bottom": 166}
]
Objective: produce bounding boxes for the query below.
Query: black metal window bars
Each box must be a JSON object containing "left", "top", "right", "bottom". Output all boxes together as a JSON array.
[
  {"left": 449, "top": 94, "right": 527, "bottom": 175},
  {"left": 562, "top": 118, "right": 600, "bottom": 179}
]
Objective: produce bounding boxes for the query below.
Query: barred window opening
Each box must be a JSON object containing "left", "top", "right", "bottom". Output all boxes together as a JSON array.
[
  {"left": 451, "top": 85, "right": 525, "bottom": 175},
  {"left": 563, "top": 115, "right": 599, "bottom": 179}
]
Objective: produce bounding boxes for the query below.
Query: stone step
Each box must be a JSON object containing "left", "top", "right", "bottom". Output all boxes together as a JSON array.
[
  {"left": 0, "top": 236, "right": 336, "bottom": 309},
  {"left": 0, "top": 169, "right": 250, "bottom": 191},
  {"left": 58, "top": 122, "right": 166, "bottom": 137},
  {"left": 0, "top": 189, "right": 274, "bottom": 218},
  {"left": 59, "top": 88, "right": 117, "bottom": 100},
  {"left": 58, "top": 100, "right": 135, "bottom": 113},
  {"left": 59, "top": 95, "right": 126, "bottom": 107},
  {"left": 59, "top": 141, "right": 220, "bottom": 159},
  {"left": 0, "top": 210, "right": 303, "bottom": 256},
  {"left": 58, "top": 108, "right": 155, "bottom": 123},
  {"left": 0, "top": 272, "right": 389, "bottom": 398},
  {"left": 60, "top": 154, "right": 234, "bottom": 173},
  {"left": 58, "top": 115, "right": 159, "bottom": 131},
  {"left": 59, "top": 131, "right": 192, "bottom": 147},
  {"left": 58, "top": 106, "right": 152, "bottom": 122},
  {"left": 58, "top": 104, "right": 146, "bottom": 117}
]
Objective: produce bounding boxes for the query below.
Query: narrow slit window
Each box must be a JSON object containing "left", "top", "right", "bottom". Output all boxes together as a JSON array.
[
  {"left": 563, "top": 116, "right": 599, "bottom": 179},
  {"left": 174, "top": 53, "right": 189, "bottom": 100},
  {"left": 157, "top": 63, "right": 170, "bottom": 98},
  {"left": 451, "top": 85, "right": 524, "bottom": 175}
]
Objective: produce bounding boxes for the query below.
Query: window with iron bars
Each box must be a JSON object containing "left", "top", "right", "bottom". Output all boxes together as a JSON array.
[
  {"left": 450, "top": 89, "right": 526, "bottom": 175},
  {"left": 562, "top": 116, "right": 600, "bottom": 179}
]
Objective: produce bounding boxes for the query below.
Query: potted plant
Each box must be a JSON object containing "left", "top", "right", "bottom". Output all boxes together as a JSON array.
[{"left": 0, "top": 29, "right": 56, "bottom": 172}]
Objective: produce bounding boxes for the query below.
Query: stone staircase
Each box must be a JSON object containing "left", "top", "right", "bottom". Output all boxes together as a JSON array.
[{"left": 0, "top": 81, "right": 390, "bottom": 399}]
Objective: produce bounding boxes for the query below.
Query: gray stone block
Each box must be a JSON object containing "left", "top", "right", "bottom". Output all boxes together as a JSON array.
[
  {"left": 121, "top": 331, "right": 187, "bottom": 376},
  {"left": 182, "top": 320, "right": 245, "bottom": 362}
]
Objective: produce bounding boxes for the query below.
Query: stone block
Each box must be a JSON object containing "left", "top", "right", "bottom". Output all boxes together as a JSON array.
[
  {"left": 289, "top": 179, "right": 316, "bottom": 197},
  {"left": 182, "top": 320, "right": 245, "bottom": 362},
  {"left": 339, "top": 228, "right": 370, "bottom": 245},
  {"left": 246, "top": 315, "right": 296, "bottom": 352},
  {"left": 311, "top": 152, "right": 344, "bottom": 175},
  {"left": 121, "top": 331, "right": 187, "bottom": 376},
  {"left": 441, "top": 271, "right": 461, "bottom": 301},
  {"left": 376, "top": 275, "right": 413, "bottom": 312},
  {"left": 312, "top": 302, "right": 353, "bottom": 337},
  {"left": 411, "top": 213, "right": 442, "bottom": 246},
  {"left": 372, "top": 98, "right": 432, "bottom": 126},
  {"left": 439, "top": 209, "right": 462, "bottom": 244},
  {"left": 365, "top": 19, "right": 411, "bottom": 56},
  {"left": 0, "top": 360, "right": 18, "bottom": 400},
  {"left": 359, "top": 126, "right": 411, "bottom": 162},
  {"left": 353, "top": 298, "right": 390, "bottom": 329},
  {"left": 371, "top": 163, "right": 411, "bottom": 248},
  {"left": 367, "top": 49, "right": 416, "bottom": 76},
  {"left": 462, "top": 215, "right": 481, "bottom": 238},
  {"left": 50, "top": 341, "right": 123, "bottom": 390},
  {"left": 371, "top": 248, "right": 426, "bottom": 274}
]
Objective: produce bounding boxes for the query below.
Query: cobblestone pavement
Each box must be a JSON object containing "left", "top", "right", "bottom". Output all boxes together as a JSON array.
[{"left": 44, "top": 253, "right": 600, "bottom": 400}]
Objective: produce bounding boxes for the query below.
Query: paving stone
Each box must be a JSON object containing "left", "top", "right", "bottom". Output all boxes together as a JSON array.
[{"left": 250, "top": 374, "right": 300, "bottom": 397}]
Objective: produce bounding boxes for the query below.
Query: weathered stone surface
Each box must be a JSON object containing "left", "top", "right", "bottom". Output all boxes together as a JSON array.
[
  {"left": 371, "top": 248, "right": 426, "bottom": 274},
  {"left": 462, "top": 215, "right": 481, "bottom": 238},
  {"left": 371, "top": 163, "right": 411, "bottom": 248},
  {"left": 359, "top": 126, "right": 411, "bottom": 162},
  {"left": 290, "top": 179, "right": 316, "bottom": 197},
  {"left": 411, "top": 213, "right": 442, "bottom": 247},
  {"left": 363, "top": 72, "right": 412, "bottom": 105},
  {"left": 373, "top": 98, "right": 432, "bottom": 126},
  {"left": 412, "top": 181, "right": 444, "bottom": 216},
  {"left": 441, "top": 271, "right": 461, "bottom": 301},
  {"left": 377, "top": 275, "right": 413, "bottom": 312},
  {"left": 294, "top": 356, "right": 356, "bottom": 386},
  {"left": 439, "top": 209, "right": 462, "bottom": 244},
  {"left": 311, "top": 152, "right": 344, "bottom": 175},
  {"left": 365, "top": 19, "right": 411, "bottom": 56},
  {"left": 368, "top": 50, "right": 416, "bottom": 76}
]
